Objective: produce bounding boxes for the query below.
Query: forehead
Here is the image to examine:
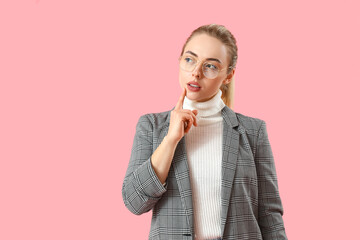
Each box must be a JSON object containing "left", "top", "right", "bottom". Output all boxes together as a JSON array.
[{"left": 184, "top": 33, "right": 228, "bottom": 63}]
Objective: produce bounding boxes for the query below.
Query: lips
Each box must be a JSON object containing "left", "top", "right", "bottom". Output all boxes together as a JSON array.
[
  {"left": 187, "top": 81, "right": 201, "bottom": 92},
  {"left": 187, "top": 81, "right": 201, "bottom": 88}
]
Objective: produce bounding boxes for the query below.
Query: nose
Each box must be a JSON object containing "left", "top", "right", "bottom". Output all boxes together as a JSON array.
[{"left": 192, "top": 63, "right": 202, "bottom": 79}]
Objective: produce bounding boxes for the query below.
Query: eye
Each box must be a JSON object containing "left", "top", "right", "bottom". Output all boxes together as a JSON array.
[
  {"left": 184, "top": 57, "right": 192, "bottom": 63},
  {"left": 204, "top": 63, "right": 218, "bottom": 70}
]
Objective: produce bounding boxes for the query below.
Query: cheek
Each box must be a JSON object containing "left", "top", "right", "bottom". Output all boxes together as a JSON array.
[
  {"left": 207, "top": 78, "right": 224, "bottom": 91},
  {"left": 214, "top": 77, "right": 225, "bottom": 87}
]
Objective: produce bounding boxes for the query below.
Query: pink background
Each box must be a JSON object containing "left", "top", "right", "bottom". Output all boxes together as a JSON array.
[{"left": 1, "top": 0, "right": 359, "bottom": 239}]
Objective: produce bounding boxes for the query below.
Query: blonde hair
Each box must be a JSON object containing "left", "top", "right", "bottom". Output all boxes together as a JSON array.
[{"left": 179, "top": 24, "right": 238, "bottom": 109}]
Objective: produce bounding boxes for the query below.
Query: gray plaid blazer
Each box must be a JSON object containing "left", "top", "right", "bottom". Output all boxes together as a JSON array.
[{"left": 122, "top": 105, "right": 287, "bottom": 240}]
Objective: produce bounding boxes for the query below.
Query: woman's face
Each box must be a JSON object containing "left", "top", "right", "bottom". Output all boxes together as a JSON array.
[{"left": 179, "top": 33, "right": 234, "bottom": 102}]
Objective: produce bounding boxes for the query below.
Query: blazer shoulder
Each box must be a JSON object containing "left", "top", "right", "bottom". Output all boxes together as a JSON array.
[
  {"left": 137, "top": 109, "right": 171, "bottom": 129},
  {"left": 233, "top": 111, "right": 265, "bottom": 137}
]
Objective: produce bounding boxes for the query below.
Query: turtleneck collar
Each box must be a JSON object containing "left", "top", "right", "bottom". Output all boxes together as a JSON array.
[{"left": 182, "top": 89, "right": 226, "bottom": 117}]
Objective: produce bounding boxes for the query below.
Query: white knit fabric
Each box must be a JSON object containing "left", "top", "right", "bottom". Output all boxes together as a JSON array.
[{"left": 182, "top": 89, "right": 225, "bottom": 240}]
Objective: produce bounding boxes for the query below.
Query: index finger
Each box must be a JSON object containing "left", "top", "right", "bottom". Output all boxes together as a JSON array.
[{"left": 175, "top": 87, "right": 186, "bottom": 110}]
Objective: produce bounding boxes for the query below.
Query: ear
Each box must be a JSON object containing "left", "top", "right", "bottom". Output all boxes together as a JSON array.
[{"left": 222, "top": 68, "right": 235, "bottom": 85}]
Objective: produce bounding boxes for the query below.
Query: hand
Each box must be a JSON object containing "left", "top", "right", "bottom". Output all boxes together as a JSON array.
[{"left": 166, "top": 87, "right": 198, "bottom": 144}]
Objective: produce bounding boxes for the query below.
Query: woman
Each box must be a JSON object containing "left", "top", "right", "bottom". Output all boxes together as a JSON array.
[{"left": 122, "top": 24, "right": 287, "bottom": 240}]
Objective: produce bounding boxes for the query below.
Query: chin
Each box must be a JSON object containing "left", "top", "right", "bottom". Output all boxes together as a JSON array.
[{"left": 187, "top": 94, "right": 205, "bottom": 102}]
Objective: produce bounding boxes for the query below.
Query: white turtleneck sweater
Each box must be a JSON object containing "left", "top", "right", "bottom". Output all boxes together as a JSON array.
[{"left": 182, "top": 89, "right": 225, "bottom": 240}]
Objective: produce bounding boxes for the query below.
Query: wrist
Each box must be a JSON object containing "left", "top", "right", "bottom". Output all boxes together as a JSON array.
[{"left": 164, "top": 135, "right": 179, "bottom": 147}]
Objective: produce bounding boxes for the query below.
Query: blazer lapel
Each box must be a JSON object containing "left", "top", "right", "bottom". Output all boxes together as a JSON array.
[
  {"left": 165, "top": 108, "right": 195, "bottom": 237},
  {"left": 220, "top": 106, "right": 244, "bottom": 236},
  {"left": 172, "top": 137, "right": 195, "bottom": 236}
]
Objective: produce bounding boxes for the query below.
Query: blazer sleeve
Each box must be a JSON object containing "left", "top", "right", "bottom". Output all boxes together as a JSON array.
[
  {"left": 255, "top": 120, "right": 288, "bottom": 240},
  {"left": 122, "top": 114, "right": 167, "bottom": 215}
]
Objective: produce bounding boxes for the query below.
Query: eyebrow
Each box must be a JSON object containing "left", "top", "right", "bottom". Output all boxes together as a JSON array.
[{"left": 185, "top": 51, "right": 222, "bottom": 64}]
